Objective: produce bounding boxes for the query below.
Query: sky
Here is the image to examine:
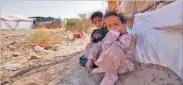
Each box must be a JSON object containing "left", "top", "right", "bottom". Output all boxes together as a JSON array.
[{"left": 1, "top": 0, "right": 107, "bottom": 18}]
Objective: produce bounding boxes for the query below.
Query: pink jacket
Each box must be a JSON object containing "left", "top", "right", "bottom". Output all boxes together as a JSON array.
[{"left": 88, "top": 30, "right": 137, "bottom": 74}]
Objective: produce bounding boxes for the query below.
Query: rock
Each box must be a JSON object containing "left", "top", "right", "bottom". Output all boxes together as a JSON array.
[
  {"left": 45, "top": 45, "right": 58, "bottom": 51},
  {"left": 10, "top": 41, "right": 16, "bottom": 45},
  {"left": 28, "top": 54, "right": 41, "bottom": 60},
  {"left": 0, "top": 80, "right": 9, "bottom": 85},
  {"left": 53, "top": 47, "right": 58, "bottom": 51},
  {"left": 44, "top": 45, "right": 53, "bottom": 50},
  {"left": 12, "top": 52, "right": 22, "bottom": 57},
  {"left": 7, "top": 45, "right": 16, "bottom": 51}
]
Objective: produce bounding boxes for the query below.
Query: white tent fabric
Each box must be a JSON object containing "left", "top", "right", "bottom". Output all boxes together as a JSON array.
[
  {"left": 132, "top": 0, "right": 183, "bottom": 81},
  {"left": 1, "top": 13, "right": 33, "bottom": 29},
  {"left": 1, "top": 13, "right": 33, "bottom": 21}
]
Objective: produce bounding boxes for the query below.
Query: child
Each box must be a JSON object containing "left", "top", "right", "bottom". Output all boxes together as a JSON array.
[
  {"left": 80, "top": 11, "right": 108, "bottom": 67},
  {"left": 90, "top": 11, "right": 109, "bottom": 44},
  {"left": 85, "top": 12, "right": 137, "bottom": 85}
]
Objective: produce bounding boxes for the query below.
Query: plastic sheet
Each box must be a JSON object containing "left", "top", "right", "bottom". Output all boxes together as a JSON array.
[{"left": 132, "top": 0, "right": 183, "bottom": 81}]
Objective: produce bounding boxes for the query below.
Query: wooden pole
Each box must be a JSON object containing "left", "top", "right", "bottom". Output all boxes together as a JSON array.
[
  {"left": 3, "top": 21, "right": 12, "bottom": 29},
  {"left": 14, "top": 21, "right": 20, "bottom": 29},
  {"left": 107, "top": 0, "right": 118, "bottom": 12}
]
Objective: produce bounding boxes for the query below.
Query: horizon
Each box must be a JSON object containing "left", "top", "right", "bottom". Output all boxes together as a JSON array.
[{"left": 1, "top": 0, "right": 107, "bottom": 18}]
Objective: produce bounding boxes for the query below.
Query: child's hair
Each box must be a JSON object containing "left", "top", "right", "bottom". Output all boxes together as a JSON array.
[
  {"left": 104, "top": 12, "right": 127, "bottom": 24},
  {"left": 90, "top": 11, "right": 103, "bottom": 21}
]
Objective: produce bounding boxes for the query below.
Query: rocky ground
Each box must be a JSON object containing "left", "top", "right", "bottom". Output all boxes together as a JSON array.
[{"left": 0, "top": 29, "right": 182, "bottom": 85}]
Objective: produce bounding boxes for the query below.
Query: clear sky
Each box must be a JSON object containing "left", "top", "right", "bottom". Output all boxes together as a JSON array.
[{"left": 1, "top": 0, "right": 107, "bottom": 18}]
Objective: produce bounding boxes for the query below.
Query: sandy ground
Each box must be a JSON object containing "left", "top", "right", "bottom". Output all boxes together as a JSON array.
[{"left": 0, "top": 29, "right": 182, "bottom": 85}]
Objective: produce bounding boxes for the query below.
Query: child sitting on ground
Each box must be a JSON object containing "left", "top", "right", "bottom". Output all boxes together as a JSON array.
[
  {"left": 79, "top": 11, "right": 108, "bottom": 67},
  {"left": 85, "top": 12, "right": 137, "bottom": 85}
]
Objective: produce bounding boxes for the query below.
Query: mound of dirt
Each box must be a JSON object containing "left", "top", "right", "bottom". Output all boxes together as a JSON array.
[{"left": 65, "top": 60, "right": 182, "bottom": 85}]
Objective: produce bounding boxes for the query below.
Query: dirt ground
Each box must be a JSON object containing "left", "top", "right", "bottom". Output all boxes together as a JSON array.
[{"left": 0, "top": 29, "right": 182, "bottom": 85}]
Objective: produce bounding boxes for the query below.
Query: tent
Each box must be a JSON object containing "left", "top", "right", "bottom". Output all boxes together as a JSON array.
[
  {"left": 132, "top": 0, "right": 182, "bottom": 81},
  {"left": 0, "top": 13, "right": 34, "bottom": 29}
]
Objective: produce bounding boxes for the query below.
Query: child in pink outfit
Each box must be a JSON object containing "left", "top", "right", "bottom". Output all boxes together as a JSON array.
[{"left": 85, "top": 12, "right": 137, "bottom": 85}]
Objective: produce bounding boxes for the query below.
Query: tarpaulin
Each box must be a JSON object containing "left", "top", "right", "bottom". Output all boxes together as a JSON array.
[{"left": 132, "top": 0, "right": 183, "bottom": 81}]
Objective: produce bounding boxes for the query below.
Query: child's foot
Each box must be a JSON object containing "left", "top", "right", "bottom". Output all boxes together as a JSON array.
[
  {"left": 91, "top": 67, "right": 104, "bottom": 74},
  {"left": 100, "top": 74, "right": 118, "bottom": 85}
]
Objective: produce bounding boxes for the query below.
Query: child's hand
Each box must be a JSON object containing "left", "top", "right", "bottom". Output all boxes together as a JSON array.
[
  {"left": 117, "top": 26, "right": 127, "bottom": 33},
  {"left": 85, "top": 59, "right": 93, "bottom": 74},
  {"left": 90, "top": 37, "right": 95, "bottom": 42},
  {"left": 93, "top": 34, "right": 102, "bottom": 39}
]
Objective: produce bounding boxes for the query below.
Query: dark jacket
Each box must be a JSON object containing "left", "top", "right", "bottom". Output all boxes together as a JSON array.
[{"left": 90, "top": 27, "right": 108, "bottom": 43}]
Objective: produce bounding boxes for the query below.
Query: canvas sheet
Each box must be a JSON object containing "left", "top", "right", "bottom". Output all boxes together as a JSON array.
[{"left": 132, "top": 0, "right": 183, "bottom": 81}]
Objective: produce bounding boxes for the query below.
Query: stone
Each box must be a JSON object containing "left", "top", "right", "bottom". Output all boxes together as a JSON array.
[
  {"left": 12, "top": 52, "right": 22, "bottom": 57},
  {"left": 28, "top": 54, "right": 40, "bottom": 60}
]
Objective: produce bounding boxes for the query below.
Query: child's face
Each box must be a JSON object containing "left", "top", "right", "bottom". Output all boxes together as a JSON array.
[
  {"left": 104, "top": 16, "right": 126, "bottom": 33},
  {"left": 92, "top": 17, "right": 103, "bottom": 29}
]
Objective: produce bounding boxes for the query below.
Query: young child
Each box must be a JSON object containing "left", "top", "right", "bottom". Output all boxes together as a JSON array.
[
  {"left": 80, "top": 11, "right": 108, "bottom": 67},
  {"left": 85, "top": 12, "right": 137, "bottom": 85},
  {"left": 90, "top": 11, "right": 108, "bottom": 43}
]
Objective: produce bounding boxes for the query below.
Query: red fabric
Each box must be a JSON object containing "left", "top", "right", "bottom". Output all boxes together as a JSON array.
[
  {"left": 76, "top": 34, "right": 81, "bottom": 38},
  {"left": 73, "top": 32, "right": 84, "bottom": 38},
  {"left": 39, "top": 41, "right": 48, "bottom": 47}
]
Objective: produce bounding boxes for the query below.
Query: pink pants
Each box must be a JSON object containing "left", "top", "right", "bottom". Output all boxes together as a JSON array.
[
  {"left": 92, "top": 68, "right": 118, "bottom": 85},
  {"left": 100, "top": 73, "right": 118, "bottom": 85}
]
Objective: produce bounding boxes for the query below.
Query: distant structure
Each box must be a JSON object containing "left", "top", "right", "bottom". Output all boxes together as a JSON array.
[{"left": 30, "top": 16, "right": 66, "bottom": 29}]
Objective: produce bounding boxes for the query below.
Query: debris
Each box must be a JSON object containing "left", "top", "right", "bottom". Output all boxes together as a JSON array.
[
  {"left": 73, "top": 32, "right": 84, "bottom": 39},
  {"left": 34, "top": 45, "right": 45, "bottom": 52},
  {"left": 3, "top": 63, "right": 18, "bottom": 70},
  {"left": 33, "top": 45, "right": 53, "bottom": 53},
  {"left": 38, "top": 41, "right": 48, "bottom": 47}
]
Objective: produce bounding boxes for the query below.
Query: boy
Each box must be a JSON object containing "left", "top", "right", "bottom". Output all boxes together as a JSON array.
[
  {"left": 90, "top": 11, "right": 108, "bottom": 43},
  {"left": 80, "top": 11, "right": 108, "bottom": 67}
]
